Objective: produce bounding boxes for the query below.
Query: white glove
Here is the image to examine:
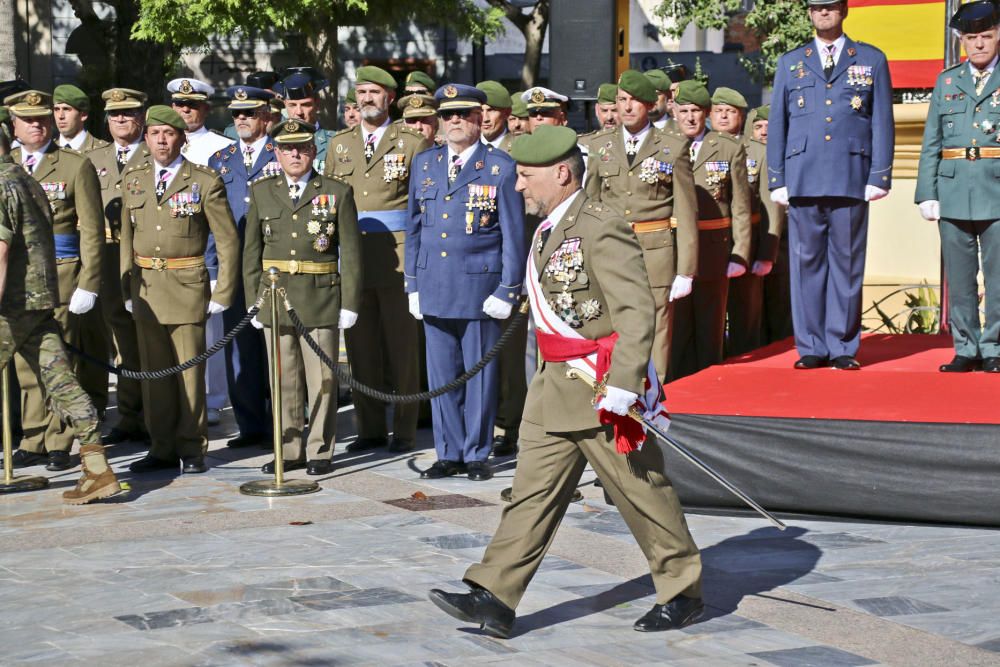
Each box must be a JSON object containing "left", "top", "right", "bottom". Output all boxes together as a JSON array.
[
  {"left": 68, "top": 288, "right": 97, "bottom": 315},
  {"left": 210, "top": 279, "right": 217, "bottom": 291},
  {"left": 596, "top": 385, "right": 639, "bottom": 416},
  {"left": 482, "top": 295, "right": 513, "bottom": 320},
  {"left": 124, "top": 299, "right": 133, "bottom": 313},
  {"left": 207, "top": 300, "right": 225, "bottom": 315},
  {"left": 865, "top": 185, "right": 889, "bottom": 202},
  {"left": 669, "top": 274, "right": 693, "bottom": 302},
  {"left": 338, "top": 309, "right": 359, "bottom": 329},
  {"left": 251, "top": 315, "right": 264, "bottom": 330},
  {"left": 770, "top": 187, "right": 789, "bottom": 207},
  {"left": 726, "top": 262, "right": 746, "bottom": 278},
  {"left": 918, "top": 200, "right": 940, "bottom": 221},
  {"left": 408, "top": 292, "right": 423, "bottom": 320},
  {"left": 752, "top": 260, "right": 774, "bottom": 277}
]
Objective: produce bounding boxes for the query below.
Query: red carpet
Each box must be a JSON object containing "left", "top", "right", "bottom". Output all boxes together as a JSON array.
[{"left": 665, "top": 334, "right": 1000, "bottom": 424}]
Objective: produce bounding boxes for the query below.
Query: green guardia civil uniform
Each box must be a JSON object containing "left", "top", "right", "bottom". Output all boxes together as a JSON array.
[
  {"left": 323, "top": 110, "right": 431, "bottom": 444},
  {"left": 243, "top": 131, "right": 362, "bottom": 463},
  {"left": 669, "top": 130, "right": 752, "bottom": 381},
  {"left": 0, "top": 155, "right": 100, "bottom": 447},
  {"left": 10, "top": 139, "right": 106, "bottom": 455},
  {"left": 119, "top": 132, "right": 240, "bottom": 462}
]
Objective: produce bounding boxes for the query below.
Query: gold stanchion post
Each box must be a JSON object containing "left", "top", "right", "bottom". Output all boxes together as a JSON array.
[
  {"left": 240, "top": 268, "right": 320, "bottom": 497},
  {"left": 0, "top": 364, "right": 48, "bottom": 494}
]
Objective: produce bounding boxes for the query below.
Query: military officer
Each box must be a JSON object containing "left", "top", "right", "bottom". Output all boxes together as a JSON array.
[
  {"left": 224, "top": 71, "right": 281, "bottom": 140},
  {"left": 343, "top": 88, "right": 361, "bottom": 129},
  {"left": 476, "top": 81, "right": 514, "bottom": 152},
  {"left": 508, "top": 93, "right": 530, "bottom": 137},
  {"left": 6, "top": 90, "right": 105, "bottom": 471},
  {"left": 916, "top": 1, "right": 1000, "bottom": 372},
  {"left": 207, "top": 86, "right": 278, "bottom": 447},
  {"left": 645, "top": 69, "right": 673, "bottom": 130},
  {"left": 522, "top": 87, "right": 570, "bottom": 131},
  {"left": 428, "top": 126, "right": 703, "bottom": 638},
  {"left": 768, "top": 0, "right": 893, "bottom": 370},
  {"left": 167, "top": 78, "right": 234, "bottom": 166},
  {"left": 669, "top": 80, "right": 752, "bottom": 381},
  {"left": 583, "top": 70, "right": 698, "bottom": 383},
  {"left": 53, "top": 85, "right": 106, "bottom": 152},
  {"left": 594, "top": 82, "right": 620, "bottom": 131},
  {"left": 405, "top": 84, "right": 526, "bottom": 481},
  {"left": 0, "top": 129, "right": 122, "bottom": 504},
  {"left": 404, "top": 71, "right": 436, "bottom": 96},
  {"left": 120, "top": 106, "right": 239, "bottom": 474},
  {"left": 324, "top": 66, "right": 431, "bottom": 453},
  {"left": 275, "top": 68, "right": 334, "bottom": 173},
  {"left": 243, "top": 120, "right": 362, "bottom": 474},
  {"left": 86, "top": 87, "right": 149, "bottom": 444},
  {"left": 710, "top": 87, "right": 748, "bottom": 139},
  {"left": 398, "top": 93, "right": 440, "bottom": 144}
]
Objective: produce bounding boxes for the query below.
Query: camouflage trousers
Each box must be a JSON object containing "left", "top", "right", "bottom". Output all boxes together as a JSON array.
[{"left": 0, "top": 310, "right": 100, "bottom": 445}]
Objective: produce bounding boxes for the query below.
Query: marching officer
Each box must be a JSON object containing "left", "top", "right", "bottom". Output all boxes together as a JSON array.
[
  {"left": 917, "top": 0, "right": 1000, "bottom": 372},
  {"left": 86, "top": 87, "right": 149, "bottom": 444},
  {"left": 53, "top": 85, "right": 106, "bottom": 152},
  {"left": 594, "top": 82, "right": 620, "bottom": 131},
  {"left": 324, "top": 66, "right": 431, "bottom": 454},
  {"left": 669, "top": 80, "right": 752, "bottom": 381},
  {"left": 6, "top": 90, "right": 105, "bottom": 472},
  {"left": 405, "top": 84, "right": 526, "bottom": 481},
  {"left": 243, "top": 119, "right": 362, "bottom": 474},
  {"left": 476, "top": 81, "right": 514, "bottom": 152},
  {"left": 207, "top": 86, "right": 279, "bottom": 448},
  {"left": 768, "top": 0, "right": 894, "bottom": 370},
  {"left": 120, "top": 106, "right": 239, "bottom": 474},
  {"left": 398, "top": 93, "right": 440, "bottom": 144},
  {"left": 584, "top": 70, "right": 698, "bottom": 383},
  {"left": 275, "top": 68, "right": 333, "bottom": 173}
]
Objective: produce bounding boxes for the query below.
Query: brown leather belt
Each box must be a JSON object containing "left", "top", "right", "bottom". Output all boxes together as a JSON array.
[
  {"left": 55, "top": 257, "right": 80, "bottom": 265},
  {"left": 697, "top": 217, "right": 732, "bottom": 231},
  {"left": 941, "top": 147, "right": 1000, "bottom": 160},
  {"left": 262, "top": 259, "right": 338, "bottom": 275},
  {"left": 631, "top": 218, "right": 677, "bottom": 233},
  {"left": 134, "top": 254, "right": 205, "bottom": 271}
]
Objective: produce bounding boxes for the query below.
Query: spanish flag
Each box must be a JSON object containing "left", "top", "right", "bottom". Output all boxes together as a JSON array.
[{"left": 844, "top": 0, "right": 946, "bottom": 88}]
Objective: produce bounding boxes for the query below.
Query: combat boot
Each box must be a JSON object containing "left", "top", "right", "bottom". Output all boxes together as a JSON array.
[{"left": 62, "top": 444, "right": 121, "bottom": 505}]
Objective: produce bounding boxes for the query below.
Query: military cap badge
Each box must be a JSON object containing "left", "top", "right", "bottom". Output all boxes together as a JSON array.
[
  {"left": 180, "top": 79, "right": 194, "bottom": 94},
  {"left": 805, "top": 48, "right": 813, "bottom": 57},
  {"left": 25, "top": 92, "right": 41, "bottom": 106},
  {"left": 409, "top": 96, "right": 424, "bottom": 108},
  {"left": 235, "top": 88, "right": 248, "bottom": 100},
  {"left": 531, "top": 89, "right": 546, "bottom": 104},
  {"left": 286, "top": 120, "right": 300, "bottom": 133},
  {"left": 110, "top": 89, "right": 126, "bottom": 102},
  {"left": 847, "top": 47, "right": 856, "bottom": 57},
  {"left": 444, "top": 85, "right": 458, "bottom": 98}
]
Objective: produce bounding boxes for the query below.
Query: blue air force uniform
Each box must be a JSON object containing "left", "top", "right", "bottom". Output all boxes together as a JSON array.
[
  {"left": 768, "top": 35, "right": 894, "bottom": 362},
  {"left": 405, "top": 88, "right": 526, "bottom": 465}
]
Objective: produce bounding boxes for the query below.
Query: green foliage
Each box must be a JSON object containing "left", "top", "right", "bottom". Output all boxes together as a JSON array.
[
  {"left": 865, "top": 282, "right": 941, "bottom": 335},
  {"left": 692, "top": 56, "right": 708, "bottom": 85},
  {"left": 654, "top": 0, "right": 743, "bottom": 36}
]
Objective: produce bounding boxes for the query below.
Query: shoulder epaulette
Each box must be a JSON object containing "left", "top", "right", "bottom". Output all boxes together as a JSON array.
[
  {"left": 326, "top": 173, "right": 348, "bottom": 184},
  {"left": 333, "top": 127, "right": 355, "bottom": 138},
  {"left": 398, "top": 125, "right": 425, "bottom": 140},
  {"left": 191, "top": 162, "right": 219, "bottom": 176}
]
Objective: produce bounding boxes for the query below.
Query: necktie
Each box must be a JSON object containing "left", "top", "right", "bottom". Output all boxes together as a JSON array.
[
  {"left": 823, "top": 45, "right": 835, "bottom": 80},
  {"left": 448, "top": 155, "right": 462, "bottom": 184},
  {"left": 289, "top": 182, "right": 301, "bottom": 204},
  {"left": 156, "top": 169, "right": 169, "bottom": 198},
  {"left": 244, "top": 146, "right": 254, "bottom": 169},
  {"left": 536, "top": 218, "right": 554, "bottom": 255},
  {"left": 116, "top": 147, "right": 128, "bottom": 172},
  {"left": 22, "top": 154, "right": 36, "bottom": 174},
  {"left": 364, "top": 133, "right": 376, "bottom": 161},
  {"left": 975, "top": 70, "right": 991, "bottom": 95},
  {"left": 689, "top": 141, "right": 700, "bottom": 163}
]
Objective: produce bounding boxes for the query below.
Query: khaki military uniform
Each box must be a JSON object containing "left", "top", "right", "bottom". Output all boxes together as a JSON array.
[
  {"left": 324, "top": 123, "right": 430, "bottom": 443},
  {"left": 584, "top": 125, "right": 698, "bottom": 382},
  {"left": 464, "top": 193, "right": 702, "bottom": 610},
  {"left": 11, "top": 143, "right": 106, "bottom": 454},
  {"left": 76, "top": 133, "right": 108, "bottom": 153},
  {"left": 727, "top": 139, "right": 786, "bottom": 356},
  {"left": 669, "top": 131, "right": 752, "bottom": 381},
  {"left": 243, "top": 173, "right": 362, "bottom": 462},
  {"left": 120, "top": 158, "right": 239, "bottom": 460},
  {"left": 86, "top": 141, "right": 147, "bottom": 434}
]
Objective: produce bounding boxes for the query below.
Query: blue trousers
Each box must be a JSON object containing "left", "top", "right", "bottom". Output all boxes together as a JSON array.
[
  {"left": 223, "top": 280, "right": 272, "bottom": 437},
  {"left": 787, "top": 197, "right": 869, "bottom": 359},
  {"left": 423, "top": 316, "right": 500, "bottom": 464}
]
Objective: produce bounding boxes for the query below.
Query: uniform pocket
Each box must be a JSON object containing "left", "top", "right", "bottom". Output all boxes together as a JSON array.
[{"left": 464, "top": 250, "right": 501, "bottom": 274}]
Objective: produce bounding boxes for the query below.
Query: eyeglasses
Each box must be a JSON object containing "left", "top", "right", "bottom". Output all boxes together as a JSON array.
[
  {"left": 108, "top": 110, "right": 141, "bottom": 119},
  {"left": 438, "top": 109, "right": 477, "bottom": 120},
  {"left": 528, "top": 109, "right": 557, "bottom": 118}
]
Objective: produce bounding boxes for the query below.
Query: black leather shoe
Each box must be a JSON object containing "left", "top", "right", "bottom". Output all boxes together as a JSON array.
[
  {"left": 5, "top": 449, "right": 46, "bottom": 469},
  {"left": 103, "top": 427, "right": 147, "bottom": 445},
  {"left": 46, "top": 451, "right": 72, "bottom": 471},
  {"left": 633, "top": 595, "right": 705, "bottom": 632},
  {"left": 387, "top": 437, "right": 414, "bottom": 453},
  {"left": 939, "top": 355, "right": 980, "bottom": 373},
  {"left": 307, "top": 459, "right": 332, "bottom": 475},
  {"left": 981, "top": 357, "right": 1000, "bottom": 373},
  {"left": 491, "top": 434, "right": 518, "bottom": 457},
  {"left": 346, "top": 436, "right": 387, "bottom": 452},
  {"left": 226, "top": 433, "right": 271, "bottom": 449},
  {"left": 467, "top": 461, "right": 493, "bottom": 481},
  {"left": 420, "top": 460, "right": 466, "bottom": 479},
  {"left": 831, "top": 355, "right": 861, "bottom": 371},
  {"left": 182, "top": 456, "right": 207, "bottom": 474},
  {"left": 794, "top": 355, "right": 827, "bottom": 369},
  {"left": 261, "top": 459, "right": 306, "bottom": 474},
  {"left": 129, "top": 455, "right": 178, "bottom": 473},
  {"left": 428, "top": 586, "right": 516, "bottom": 639}
]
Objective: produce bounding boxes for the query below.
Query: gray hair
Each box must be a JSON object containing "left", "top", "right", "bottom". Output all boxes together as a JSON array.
[{"left": 558, "top": 146, "right": 585, "bottom": 185}]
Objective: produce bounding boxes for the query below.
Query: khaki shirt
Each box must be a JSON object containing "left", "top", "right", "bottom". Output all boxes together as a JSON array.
[{"left": 86, "top": 141, "right": 149, "bottom": 242}]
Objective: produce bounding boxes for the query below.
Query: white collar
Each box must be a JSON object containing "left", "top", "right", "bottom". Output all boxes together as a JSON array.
[
  {"left": 239, "top": 135, "right": 268, "bottom": 157},
  {"left": 362, "top": 117, "right": 391, "bottom": 146},
  {"left": 61, "top": 130, "right": 89, "bottom": 151},
  {"left": 546, "top": 189, "right": 583, "bottom": 231},
  {"left": 114, "top": 139, "right": 142, "bottom": 159},
  {"left": 186, "top": 126, "right": 209, "bottom": 139},
  {"left": 482, "top": 130, "right": 508, "bottom": 149},
  {"left": 970, "top": 55, "right": 1000, "bottom": 77},
  {"left": 815, "top": 34, "right": 847, "bottom": 65},
  {"left": 623, "top": 123, "right": 652, "bottom": 144},
  {"left": 653, "top": 117, "right": 668, "bottom": 129},
  {"left": 285, "top": 172, "right": 312, "bottom": 189},
  {"left": 447, "top": 142, "right": 479, "bottom": 168},
  {"left": 153, "top": 155, "right": 183, "bottom": 175}
]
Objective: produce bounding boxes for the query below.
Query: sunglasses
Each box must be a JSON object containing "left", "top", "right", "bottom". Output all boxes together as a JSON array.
[
  {"left": 528, "top": 109, "right": 557, "bottom": 118},
  {"left": 438, "top": 109, "right": 477, "bottom": 120},
  {"left": 230, "top": 109, "right": 263, "bottom": 119}
]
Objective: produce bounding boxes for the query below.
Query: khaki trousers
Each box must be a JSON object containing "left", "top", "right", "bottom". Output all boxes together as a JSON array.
[
  {"left": 495, "top": 313, "right": 528, "bottom": 437},
  {"left": 464, "top": 418, "right": 702, "bottom": 610},
  {"left": 264, "top": 325, "right": 338, "bottom": 462},
  {"left": 100, "top": 242, "right": 144, "bottom": 433},
  {"left": 650, "top": 284, "right": 673, "bottom": 384},
  {"left": 668, "top": 277, "right": 729, "bottom": 382}
]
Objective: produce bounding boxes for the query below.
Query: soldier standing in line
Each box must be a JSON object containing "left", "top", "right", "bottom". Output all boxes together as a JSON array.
[
  {"left": 593, "top": 83, "right": 620, "bottom": 131},
  {"left": 86, "top": 88, "right": 150, "bottom": 445},
  {"left": 6, "top": 90, "right": 105, "bottom": 472},
  {"left": 325, "top": 66, "right": 431, "bottom": 454},
  {"left": 507, "top": 93, "right": 530, "bottom": 137},
  {"left": 404, "top": 72, "right": 436, "bottom": 96},
  {"left": 476, "top": 81, "right": 514, "bottom": 153},
  {"left": 120, "top": 106, "right": 239, "bottom": 474},
  {"left": 275, "top": 68, "right": 334, "bottom": 173},
  {"left": 398, "top": 94, "right": 440, "bottom": 144},
  {"left": 224, "top": 71, "right": 281, "bottom": 141},
  {"left": 343, "top": 88, "right": 361, "bottom": 130},
  {"left": 53, "top": 85, "right": 106, "bottom": 152},
  {"left": 644, "top": 69, "right": 673, "bottom": 130},
  {"left": 243, "top": 119, "right": 362, "bottom": 474},
  {"left": 669, "top": 80, "right": 752, "bottom": 381}
]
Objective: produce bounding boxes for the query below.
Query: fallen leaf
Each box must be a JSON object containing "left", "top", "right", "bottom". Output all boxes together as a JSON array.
[{"left": 411, "top": 491, "right": 428, "bottom": 500}]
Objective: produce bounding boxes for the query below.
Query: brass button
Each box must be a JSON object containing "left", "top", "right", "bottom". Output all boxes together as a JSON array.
[
  {"left": 508, "top": 292, "right": 515, "bottom": 298},
  {"left": 825, "top": 117, "right": 832, "bottom": 123},
  {"left": 244, "top": 197, "right": 250, "bottom": 203},
  {"left": 442, "top": 213, "right": 449, "bottom": 219},
  {"left": 364, "top": 173, "right": 370, "bottom": 178},
  {"left": 291, "top": 232, "right": 298, "bottom": 238},
  {"left": 771, "top": 177, "right": 777, "bottom": 182},
  {"left": 825, "top": 99, "right": 832, "bottom": 106},
  {"left": 292, "top": 214, "right": 298, "bottom": 220},
  {"left": 441, "top": 251, "right": 447, "bottom": 257},
  {"left": 157, "top": 205, "right": 162, "bottom": 211},
  {"left": 882, "top": 176, "right": 888, "bottom": 181},
  {"left": 977, "top": 107, "right": 982, "bottom": 113},
  {"left": 155, "top": 246, "right": 160, "bottom": 252},
  {"left": 445, "top": 195, "right": 451, "bottom": 201},
  {"left": 115, "top": 184, "right": 120, "bottom": 189},
  {"left": 624, "top": 209, "right": 631, "bottom": 215},
  {"left": 441, "top": 232, "right": 447, "bottom": 238},
  {"left": 361, "top": 231, "right": 367, "bottom": 235},
  {"left": 628, "top": 171, "right": 633, "bottom": 177},
  {"left": 825, "top": 135, "right": 831, "bottom": 141},
  {"left": 290, "top": 249, "right": 296, "bottom": 256},
  {"left": 626, "top": 191, "right": 632, "bottom": 196},
  {"left": 362, "top": 191, "right": 368, "bottom": 196},
  {"left": 826, "top": 83, "right": 832, "bottom": 89}
]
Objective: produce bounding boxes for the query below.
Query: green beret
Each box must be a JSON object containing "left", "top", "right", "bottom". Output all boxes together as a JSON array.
[
  {"left": 272, "top": 118, "right": 316, "bottom": 144},
  {"left": 476, "top": 81, "right": 512, "bottom": 109},
  {"left": 510, "top": 92, "right": 528, "bottom": 118},
  {"left": 753, "top": 105, "right": 769, "bottom": 121},
  {"left": 345, "top": 88, "right": 356, "bottom": 105},
  {"left": 597, "top": 83, "right": 617, "bottom": 105},
  {"left": 144, "top": 105, "right": 187, "bottom": 131},
  {"left": 644, "top": 69, "right": 671, "bottom": 92},
  {"left": 711, "top": 86, "right": 748, "bottom": 110},
  {"left": 617, "top": 69, "right": 656, "bottom": 104},
  {"left": 674, "top": 80, "right": 711, "bottom": 108},
  {"left": 510, "top": 125, "right": 579, "bottom": 165},
  {"left": 405, "top": 71, "right": 435, "bottom": 92},
  {"left": 356, "top": 66, "right": 397, "bottom": 90},
  {"left": 53, "top": 84, "right": 89, "bottom": 112}
]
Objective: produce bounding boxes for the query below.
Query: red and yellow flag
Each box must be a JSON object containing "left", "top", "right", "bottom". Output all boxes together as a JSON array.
[{"left": 844, "top": 0, "right": 946, "bottom": 88}]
